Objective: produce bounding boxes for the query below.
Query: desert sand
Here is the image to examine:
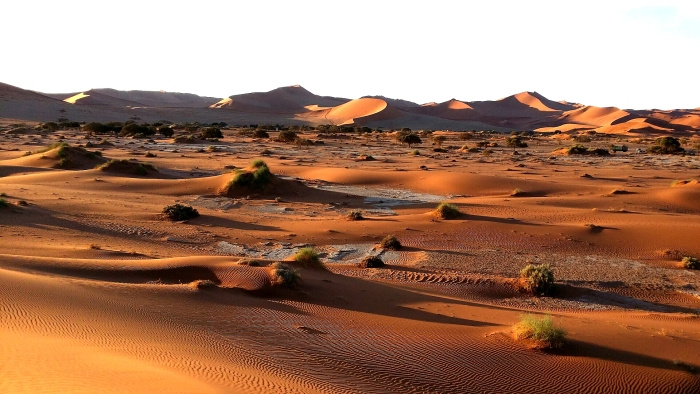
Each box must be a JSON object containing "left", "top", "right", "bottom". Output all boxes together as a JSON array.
[{"left": 1, "top": 83, "right": 700, "bottom": 393}]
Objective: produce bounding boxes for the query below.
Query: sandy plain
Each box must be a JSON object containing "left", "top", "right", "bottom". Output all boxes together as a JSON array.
[{"left": 1, "top": 118, "right": 699, "bottom": 393}]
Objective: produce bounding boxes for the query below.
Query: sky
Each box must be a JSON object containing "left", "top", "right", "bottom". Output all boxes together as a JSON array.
[{"left": 2, "top": 0, "right": 699, "bottom": 109}]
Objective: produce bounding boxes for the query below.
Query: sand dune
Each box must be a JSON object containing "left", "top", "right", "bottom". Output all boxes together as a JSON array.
[
  {"left": 214, "top": 85, "right": 347, "bottom": 113},
  {"left": 62, "top": 90, "right": 146, "bottom": 107},
  {"left": 561, "top": 105, "right": 630, "bottom": 127}
]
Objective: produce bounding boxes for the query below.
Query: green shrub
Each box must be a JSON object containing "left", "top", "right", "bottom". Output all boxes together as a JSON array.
[
  {"left": 649, "top": 137, "right": 684, "bottom": 154},
  {"left": 410, "top": 149, "right": 420, "bottom": 156},
  {"left": 270, "top": 262, "right": 301, "bottom": 287},
  {"left": 434, "top": 202, "right": 461, "bottom": 219},
  {"left": 0, "top": 198, "right": 9, "bottom": 208},
  {"left": 683, "top": 256, "right": 699, "bottom": 270},
  {"left": 380, "top": 235, "right": 402, "bottom": 250},
  {"left": 358, "top": 255, "right": 384, "bottom": 268},
  {"left": 293, "top": 247, "right": 323, "bottom": 268},
  {"left": 513, "top": 314, "right": 566, "bottom": 349},
  {"left": 225, "top": 160, "right": 272, "bottom": 192},
  {"left": 520, "top": 263, "right": 555, "bottom": 295},
  {"left": 162, "top": 204, "right": 199, "bottom": 221}
]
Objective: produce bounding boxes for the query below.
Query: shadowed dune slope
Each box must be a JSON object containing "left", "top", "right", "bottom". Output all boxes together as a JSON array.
[{"left": 212, "top": 85, "right": 348, "bottom": 113}]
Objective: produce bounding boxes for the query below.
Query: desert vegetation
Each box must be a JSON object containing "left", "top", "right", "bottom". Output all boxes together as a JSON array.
[
  {"left": 379, "top": 235, "right": 402, "bottom": 250},
  {"left": 162, "top": 204, "right": 200, "bottom": 221},
  {"left": 270, "top": 262, "right": 301, "bottom": 287},
  {"left": 293, "top": 247, "right": 323, "bottom": 268},
  {"left": 434, "top": 202, "right": 461, "bottom": 219},
  {"left": 520, "top": 263, "right": 555, "bottom": 296},
  {"left": 513, "top": 314, "right": 566, "bottom": 349},
  {"left": 683, "top": 256, "right": 699, "bottom": 270}
]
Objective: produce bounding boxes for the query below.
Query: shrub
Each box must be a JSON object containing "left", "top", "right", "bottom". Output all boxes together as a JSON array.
[
  {"left": 649, "top": 137, "right": 684, "bottom": 154},
  {"left": 200, "top": 127, "right": 223, "bottom": 139},
  {"left": 162, "top": 204, "right": 199, "bottom": 221},
  {"left": 396, "top": 132, "right": 422, "bottom": 147},
  {"left": 270, "top": 262, "right": 301, "bottom": 287},
  {"left": 434, "top": 202, "right": 461, "bottom": 219},
  {"left": 513, "top": 314, "right": 566, "bottom": 349},
  {"left": 225, "top": 160, "right": 272, "bottom": 192},
  {"left": 358, "top": 255, "right": 384, "bottom": 268},
  {"left": 253, "top": 129, "right": 269, "bottom": 138},
  {"left": 432, "top": 135, "right": 446, "bottom": 147},
  {"left": 158, "top": 126, "right": 174, "bottom": 137},
  {"left": 174, "top": 135, "right": 197, "bottom": 144},
  {"left": 120, "top": 123, "right": 154, "bottom": 137},
  {"left": 410, "top": 149, "right": 420, "bottom": 156},
  {"left": 459, "top": 132, "right": 475, "bottom": 140},
  {"left": 346, "top": 210, "right": 364, "bottom": 220},
  {"left": 682, "top": 256, "right": 699, "bottom": 270},
  {"left": 380, "top": 235, "right": 402, "bottom": 250},
  {"left": 520, "top": 263, "right": 555, "bottom": 295},
  {"left": 83, "top": 122, "right": 112, "bottom": 134},
  {"left": 565, "top": 144, "right": 588, "bottom": 154},
  {"left": 0, "top": 198, "right": 9, "bottom": 208},
  {"left": 293, "top": 247, "right": 323, "bottom": 268},
  {"left": 506, "top": 136, "right": 528, "bottom": 148},
  {"left": 277, "top": 130, "right": 298, "bottom": 142}
]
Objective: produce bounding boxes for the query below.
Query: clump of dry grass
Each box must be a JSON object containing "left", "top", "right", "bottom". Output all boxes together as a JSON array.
[
  {"left": 189, "top": 279, "right": 217, "bottom": 290},
  {"left": 357, "top": 255, "right": 384, "bottom": 268},
  {"left": 270, "top": 262, "right": 300, "bottom": 287},
  {"left": 434, "top": 202, "right": 461, "bottom": 219},
  {"left": 513, "top": 314, "right": 566, "bottom": 349},
  {"left": 293, "top": 247, "right": 324, "bottom": 269},
  {"left": 379, "top": 234, "right": 402, "bottom": 250}
]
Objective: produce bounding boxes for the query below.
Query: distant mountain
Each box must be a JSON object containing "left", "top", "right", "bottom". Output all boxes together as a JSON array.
[{"left": 0, "top": 81, "right": 697, "bottom": 133}]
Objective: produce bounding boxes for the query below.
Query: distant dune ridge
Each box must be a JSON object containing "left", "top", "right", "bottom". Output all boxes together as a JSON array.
[{"left": 1, "top": 81, "right": 698, "bottom": 133}]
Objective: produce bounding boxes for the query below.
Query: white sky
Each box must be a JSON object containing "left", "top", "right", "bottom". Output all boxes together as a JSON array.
[{"left": 2, "top": 0, "right": 699, "bottom": 109}]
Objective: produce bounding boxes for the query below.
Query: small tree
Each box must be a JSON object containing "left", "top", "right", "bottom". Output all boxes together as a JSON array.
[{"left": 648, "top": 137, "right": 684, "bottom": 154}]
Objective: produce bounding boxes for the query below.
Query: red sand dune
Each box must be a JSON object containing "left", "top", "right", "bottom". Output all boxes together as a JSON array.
[{"left": 560, "top": 105, "right": 630, "bottom": 127}]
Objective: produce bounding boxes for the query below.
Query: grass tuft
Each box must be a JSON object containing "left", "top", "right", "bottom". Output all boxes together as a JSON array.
[
  {"left": 379, "top": 235, "right": 402, "bottom": 250},
  {"left": 434, "top": 202, "right": 461, "bottom": 219},
  {"left": 293, "top": 247, "right": 324, "bottom": 269},
  {"left": 270, "top": 262, "right": 301, "bottom": 287},
  {"left": 513, "top": 314, "right": 566, "bottom": 349}
]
